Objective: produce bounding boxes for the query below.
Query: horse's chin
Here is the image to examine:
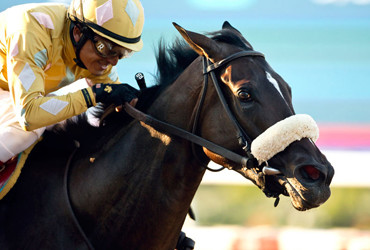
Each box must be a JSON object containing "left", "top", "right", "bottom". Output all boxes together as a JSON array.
[
  {"left": 276, "top": 176, "right": 330, "bottom": 211},
  {"left": 277, "top": 177, "right": 318, "bottom": 211}
]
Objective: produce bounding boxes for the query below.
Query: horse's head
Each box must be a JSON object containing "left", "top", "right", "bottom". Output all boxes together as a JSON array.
[{"left": 173, "top": 22, "right": 334, "bottom": 211}]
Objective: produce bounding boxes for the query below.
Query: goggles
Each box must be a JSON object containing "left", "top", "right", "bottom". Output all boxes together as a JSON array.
[{"left": 91, "top": 35, "right": 133, "bottom": 59}]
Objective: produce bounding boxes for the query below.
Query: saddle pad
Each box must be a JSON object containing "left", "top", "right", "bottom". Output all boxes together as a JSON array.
[
  {"left": 0, "top": 158, "right": 17, "bottom": 187},
  {"left": 0, "top": 139, "right": 41, "bottom": 200}
]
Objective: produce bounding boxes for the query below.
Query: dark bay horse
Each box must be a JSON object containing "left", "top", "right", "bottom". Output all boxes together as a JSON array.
[{"left": 0, "top": 22, "right": 334, "bottom": 249}]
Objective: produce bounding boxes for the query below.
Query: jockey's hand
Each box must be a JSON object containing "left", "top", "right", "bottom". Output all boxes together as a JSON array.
[{"left": 92, "top": 83, "right": 138, "bottom": 106}]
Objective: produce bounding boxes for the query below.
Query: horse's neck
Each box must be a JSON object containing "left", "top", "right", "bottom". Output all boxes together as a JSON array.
[
  {"left": 70, "top": 60, "right": 207, "bottom": 248},
  {"left": 150, "top": 57, "right": 205, "bottom": 125},
  {"left": 72, "top": 128, "right": 205, "bottom": 248}
]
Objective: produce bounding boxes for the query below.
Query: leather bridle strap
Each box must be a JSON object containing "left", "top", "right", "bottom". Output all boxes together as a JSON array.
[
  {"left": 205, "top": 51, "right": 265, "bottom": 73},
  {"left": 204, "top": 51, "right": 265, "bottom": 154},
  {"left": 124, "top": 103, "right": 251, "bottom": 169}
]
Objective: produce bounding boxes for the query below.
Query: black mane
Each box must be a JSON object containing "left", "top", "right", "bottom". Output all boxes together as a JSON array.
[
  {"left": 49, "top": 28, "right": 248, "bottom": 147},
  {"left": 154, "top": 38, "right": 198, "bottom": 88}
]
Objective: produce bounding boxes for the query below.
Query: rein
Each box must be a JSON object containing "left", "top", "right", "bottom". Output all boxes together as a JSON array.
[
  {"left": 123, "top": 104, "right": 250, "bottom": 169},
  {"left": 63, "top": 140, "right": 95, "bottom": 250}
]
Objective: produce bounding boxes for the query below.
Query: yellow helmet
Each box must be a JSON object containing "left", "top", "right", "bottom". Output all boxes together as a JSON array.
[{"left": 68, "top": 0, "right": 144, "bottom": 52}]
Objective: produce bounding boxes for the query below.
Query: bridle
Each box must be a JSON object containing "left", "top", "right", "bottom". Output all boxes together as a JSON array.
[
  {"left": 125, "top": 50, "right": 266, "bottom": 172},
  {"left": 124, "top": 49, "right": 283, "bottom": 197},
  {"left": 191, "top": 51, "right": 265, "bottom": 171},
  {"left": 205, "top": 50, "right": 265, "bottom": 150}
]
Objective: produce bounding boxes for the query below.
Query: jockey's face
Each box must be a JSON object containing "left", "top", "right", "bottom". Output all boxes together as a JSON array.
[
  {"left": 80, "top": 38, "right": 119, "bottom": 75},
  {"left": 73, "top": 26, "right": 130, "bottom": 75}
]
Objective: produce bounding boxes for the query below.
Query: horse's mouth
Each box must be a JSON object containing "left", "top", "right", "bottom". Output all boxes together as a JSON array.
[
  {"left": 237, "top": 166, "right": 330, "bottom": 211},
  {"left": 276, "top": 176, "right": 320, "bottom": 211}
]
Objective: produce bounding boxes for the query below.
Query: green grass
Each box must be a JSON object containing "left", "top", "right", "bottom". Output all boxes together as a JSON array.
[{"left": 192, "top": 185, "right": 370, "bottom": 229}]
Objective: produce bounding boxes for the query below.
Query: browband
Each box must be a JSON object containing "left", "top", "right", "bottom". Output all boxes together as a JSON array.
[{"left": 205, "top": 51, "right": 265, "bottom": 73}]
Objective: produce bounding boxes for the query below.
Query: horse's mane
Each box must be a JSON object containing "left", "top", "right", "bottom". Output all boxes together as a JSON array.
[{"left": 49, "top": 28, "right": 248, "bottom": 147}]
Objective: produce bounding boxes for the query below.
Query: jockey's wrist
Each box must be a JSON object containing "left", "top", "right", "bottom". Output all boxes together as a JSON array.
[
  {"left": 81, "top": 88, "right": 94, "bottom": 108},
  {"left": 91, "top": 83, "right": 105, "bottom": 103}
]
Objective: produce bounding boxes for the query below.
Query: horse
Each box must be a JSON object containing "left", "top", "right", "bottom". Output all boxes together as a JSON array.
[{"left": 0, "top": 21, "right": 334, "bottom": 249}]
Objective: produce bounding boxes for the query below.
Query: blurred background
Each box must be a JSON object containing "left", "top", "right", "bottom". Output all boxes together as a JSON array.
[{"left": 1, "top": 0, "right": 370, "bottom": 249}]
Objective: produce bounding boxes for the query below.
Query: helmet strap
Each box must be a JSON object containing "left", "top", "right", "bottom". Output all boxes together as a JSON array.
[{"left": 69, "top": 21, "right": 93, "bottom": 69}]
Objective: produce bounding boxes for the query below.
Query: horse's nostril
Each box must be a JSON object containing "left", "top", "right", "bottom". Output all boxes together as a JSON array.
[{"left": 301, "top": 165, "right": 321, "bottom": 181}]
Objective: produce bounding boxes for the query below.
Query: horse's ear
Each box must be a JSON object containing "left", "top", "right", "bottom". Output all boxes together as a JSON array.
[
  {"left": 222, "top": 21, "right": 241, "bottom": 34},
  {"left": 173, "top": 22, "right": 220, "bottom": 60},
  {"left": 222, "top": 21, "right": 253, "bottom": 49}
]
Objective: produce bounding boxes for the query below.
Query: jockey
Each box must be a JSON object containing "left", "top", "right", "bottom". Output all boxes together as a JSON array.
[{"left": 0, "top": 0, "right": 144, "bottom": 168}]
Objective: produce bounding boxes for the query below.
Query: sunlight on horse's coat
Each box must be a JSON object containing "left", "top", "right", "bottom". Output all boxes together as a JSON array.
[
  {"left": 221, "top": 65, "right": 252, "bottom": 93},
  {"left": 140, "top": 121, "right": 171, "bottom": 146}
]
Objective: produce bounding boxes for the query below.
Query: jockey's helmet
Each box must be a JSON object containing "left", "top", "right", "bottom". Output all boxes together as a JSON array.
[{"left": 68, "top": 0, "right": 144, "bottom": 52}]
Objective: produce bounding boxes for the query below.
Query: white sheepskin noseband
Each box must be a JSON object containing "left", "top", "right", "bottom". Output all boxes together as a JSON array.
[{"left": 251, "top": 114, "right": 319, "bottom": 165}]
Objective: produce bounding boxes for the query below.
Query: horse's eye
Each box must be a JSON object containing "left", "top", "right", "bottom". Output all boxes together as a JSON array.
[{"left": 238, "top": 91, "right": 251, "bottom": 101}]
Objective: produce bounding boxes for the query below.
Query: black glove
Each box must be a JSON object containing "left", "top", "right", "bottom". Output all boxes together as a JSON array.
[{"left": 92, "top": 83, "right": 138, "bottom": 106}]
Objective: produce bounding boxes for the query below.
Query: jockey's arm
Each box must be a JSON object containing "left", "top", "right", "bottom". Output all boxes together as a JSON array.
[{"left": 6, "top": 31, "right": 98, "bottom": 131}]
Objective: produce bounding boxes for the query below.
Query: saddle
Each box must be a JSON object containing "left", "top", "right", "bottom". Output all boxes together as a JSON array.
[{"left": 0, "top": 140, "right": 40, "bottom": 200}]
